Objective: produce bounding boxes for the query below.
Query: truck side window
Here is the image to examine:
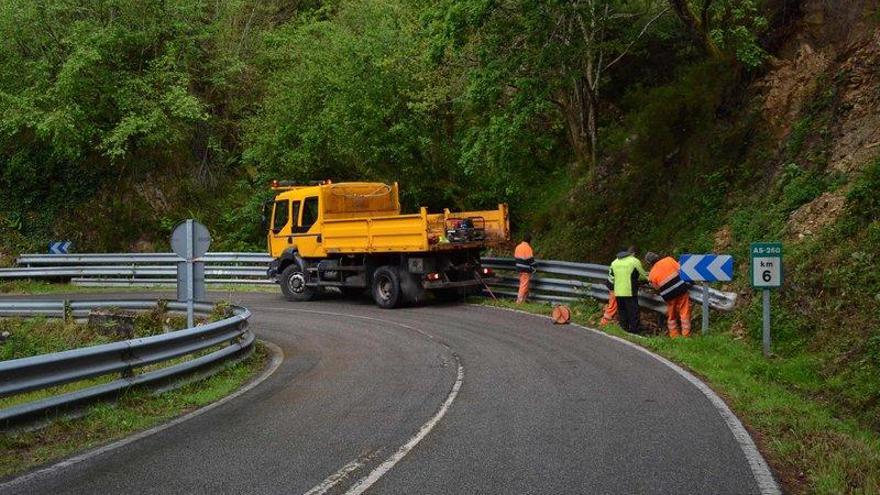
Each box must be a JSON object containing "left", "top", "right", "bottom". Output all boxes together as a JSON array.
[
  {"left": 291, "top": 201, "right": 301, "bottom": 231},
  {"left": 272, "top": 200, "right": 289, "bottom": 234},
  {"left": 301, "top": 197, "right": 319, "bottom": 231}
]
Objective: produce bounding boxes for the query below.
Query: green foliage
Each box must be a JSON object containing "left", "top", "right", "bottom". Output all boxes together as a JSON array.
[
  {"left": 778, "top": 163, "right": 828, "bottom": 213},
  {"left": 708, "top": 0, "right": 768, "bottom": 68},
  {"left": 846, "top": 157, "right": 880, "bottom": 227}
]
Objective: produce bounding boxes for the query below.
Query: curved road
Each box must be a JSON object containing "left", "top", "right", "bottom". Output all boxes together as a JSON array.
[{"left": 1, "top": 293, "right": 775, "bottom": 494}]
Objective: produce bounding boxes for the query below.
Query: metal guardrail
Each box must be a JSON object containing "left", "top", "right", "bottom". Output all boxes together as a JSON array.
[
  {"left": 0, "top": 299, "right": 253, "bottom": 425},
  {"left": 482, "top": 258, "right": 737, "bottom": 312},
  {"left": 15, "top": 253, "right": 273, "bottom": 265},
  {"left": 1, "top": 252, "right": 736, "bottom": 311},
  {"left": 2, "top": 252, "right": 274, "bottom": 286}
]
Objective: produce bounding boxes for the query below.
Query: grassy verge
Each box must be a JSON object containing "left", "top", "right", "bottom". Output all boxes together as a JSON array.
[
  {"left": 0, "top": 342, "right": 268, "bottom": 480},
  {"left": 480, "top": 298, "right": 880, "bottom": 495}
]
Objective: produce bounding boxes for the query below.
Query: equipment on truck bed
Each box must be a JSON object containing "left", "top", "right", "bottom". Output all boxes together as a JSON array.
[
  {"left": 445, "top": 217, "right": 486, "bottom": 243},
  {"left": 263, "top": 180, "right": 509, "bottom": 309}
]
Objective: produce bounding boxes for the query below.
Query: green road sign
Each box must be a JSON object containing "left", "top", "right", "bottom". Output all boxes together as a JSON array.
[{"left": 750, "top": 242, "right": 782, "bottom": 289}]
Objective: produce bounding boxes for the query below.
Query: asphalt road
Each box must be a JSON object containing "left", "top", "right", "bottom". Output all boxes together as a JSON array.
[{"left": 0, "top": 292, "right": 772, "bottom": 494}]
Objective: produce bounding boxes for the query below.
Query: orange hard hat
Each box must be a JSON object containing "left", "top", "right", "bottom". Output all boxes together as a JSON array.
[{"left": 551, "top": 305, "right": 571, "bottom": 325}]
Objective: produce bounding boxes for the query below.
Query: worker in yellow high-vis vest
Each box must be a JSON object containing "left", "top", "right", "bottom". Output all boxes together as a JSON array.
[{"left": 608, "top": 246, "right": 648, "bottom": 334}]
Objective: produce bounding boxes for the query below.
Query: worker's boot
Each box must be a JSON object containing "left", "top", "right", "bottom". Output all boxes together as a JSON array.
[{"left": 668, "top": 325, "right": 680, "bottom": 338}]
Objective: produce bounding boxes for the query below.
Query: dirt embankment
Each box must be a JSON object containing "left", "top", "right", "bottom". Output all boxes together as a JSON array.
[{"left": 754, "top": 1, "right": 880, "bottom": 238}]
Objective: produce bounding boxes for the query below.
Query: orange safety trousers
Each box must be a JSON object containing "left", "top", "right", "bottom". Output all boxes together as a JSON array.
[
  {"left": 600, "top": 292, "right": 617, "bottom": 325},
  {"left": 516, "top": 272, "right": 531, "bottom": 304},
  {"left": 666, "top": 293, "right": 692, "bottom": 337}
]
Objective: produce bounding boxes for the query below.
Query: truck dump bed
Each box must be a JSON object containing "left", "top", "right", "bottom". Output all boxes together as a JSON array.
[{"left": 322, "top": 206, "right": 508, "bottom": 254}]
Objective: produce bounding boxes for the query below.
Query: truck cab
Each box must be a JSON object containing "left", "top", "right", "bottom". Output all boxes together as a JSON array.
[{"left": 264, "top": 180, "right": 509, "bottom": 308}]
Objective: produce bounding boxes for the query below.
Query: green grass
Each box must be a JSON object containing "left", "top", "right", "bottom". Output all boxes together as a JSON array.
[
  {"left": 0, "top": 343, "right": 267, "bottom": 479},
  {"left": 480, "top": 298, "right": 880, "bottom": 495}
]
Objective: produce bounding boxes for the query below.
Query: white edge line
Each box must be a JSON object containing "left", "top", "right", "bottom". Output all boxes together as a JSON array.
[
  {"left": 343, "top": 362, "right": 464, "bottom": 495},
  {"left": 286, "top": 306, "right": 464, "bottom": 495},
  {"left": 302, "top": 458, "right": 367, "bottom": 495},
  {"left": 478, "top": 304, "right": 781, "bottom": 495},
  {"left": 0, "top": 339, "right": 285, "bottom": 491}
]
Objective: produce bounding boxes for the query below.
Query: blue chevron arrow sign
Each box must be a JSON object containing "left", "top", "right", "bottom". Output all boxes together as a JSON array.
[
  {"left": 679, "top": 254, "right": 734, "bottom": 282},
  {"left": 48, "top": 241, "right": 72, "bottom": 254}
]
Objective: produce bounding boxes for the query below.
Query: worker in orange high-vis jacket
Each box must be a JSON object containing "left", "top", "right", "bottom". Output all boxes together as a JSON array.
[
  {"left": 514, "top": 233, "right": 537, "bottom": 304},
  {"left": 645, "top": 252, "right": 692, "bottom": 337},
  {"left": 600, "top": 272, "right": 618, "bottom": 326}
]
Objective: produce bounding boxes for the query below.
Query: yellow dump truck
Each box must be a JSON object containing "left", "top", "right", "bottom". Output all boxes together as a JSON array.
[{"left": 263, "top": 180, "right": 510, "bottom": 308}]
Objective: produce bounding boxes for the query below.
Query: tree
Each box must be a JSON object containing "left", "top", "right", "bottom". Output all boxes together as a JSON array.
[
  {"left": 667, "top": 0, "right": 767, "bottom": 67},
  {"left": 429, "top": 0, "right": 668, "bottom": 175}
]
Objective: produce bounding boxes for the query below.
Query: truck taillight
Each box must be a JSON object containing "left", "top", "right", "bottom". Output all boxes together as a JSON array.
[
  {"left": 426, "top": 272, "right": 441, "bottom": 281},
  {"left": 480, "top": 267, "right": 493, "bottom": 276}
]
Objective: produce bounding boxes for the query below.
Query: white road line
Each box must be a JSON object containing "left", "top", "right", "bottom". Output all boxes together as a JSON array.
[
  {"left": 283, "top": 307, "right": 463, "bottom": 495},
  {"left": 0, "top": 340, "right": 284, "bottom": 492},
  {"left": 344, "top": 362, "right": 463, "bottom": 495},
  {"left": 303, "top": 457, "right": 368, "bottom": 495},
  {"left": 480, "top": 304, "right": 781, "bottom": 495}
]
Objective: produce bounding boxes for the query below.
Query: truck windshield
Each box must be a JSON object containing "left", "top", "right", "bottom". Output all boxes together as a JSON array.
[{"left": 272, "top": 200, "right": 289, "bottom": 233}]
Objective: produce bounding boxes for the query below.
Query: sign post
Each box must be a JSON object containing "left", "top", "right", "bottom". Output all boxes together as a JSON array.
[
  {"left": 171, "top": 220, "right": 211, "bottom": 328},
  {"left": 750, "top": 242, "right": 783, "bottom": 357},
  {"left": 679, "top": 254, "right": 734, "bottom": 335}
]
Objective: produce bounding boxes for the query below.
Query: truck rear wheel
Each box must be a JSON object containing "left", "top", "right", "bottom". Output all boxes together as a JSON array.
[
  {"left": 280, "top": 264, "right": 316, "bottom": 302},
  {"left": 372, "top": 266, "right": 402, "bottom": 309}
]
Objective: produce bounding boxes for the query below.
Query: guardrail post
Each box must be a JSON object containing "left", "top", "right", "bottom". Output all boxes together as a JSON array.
[
  {"left": 63, "top": 299, "right": 72, "bottom": 323},
  {"left": 701, "top": 283, "right": 709, "bottom": 335}
]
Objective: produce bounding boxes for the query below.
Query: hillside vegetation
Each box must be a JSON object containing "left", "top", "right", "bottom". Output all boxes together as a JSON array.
[{"left": 0, "top": 1, "right": 879, "bottom": 491}]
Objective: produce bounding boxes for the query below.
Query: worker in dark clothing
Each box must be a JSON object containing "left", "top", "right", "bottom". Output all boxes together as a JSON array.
[{"left": 608, "top": 246, "right": 648, "bottom": 334}]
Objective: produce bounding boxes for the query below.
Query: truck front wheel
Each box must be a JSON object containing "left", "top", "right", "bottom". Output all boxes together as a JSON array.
[
  {"left": 280, "top": 264, "right": 317, "bottom": 302},
  {"left": 372, "top": 266, "right": 402, "bottom": 309}
]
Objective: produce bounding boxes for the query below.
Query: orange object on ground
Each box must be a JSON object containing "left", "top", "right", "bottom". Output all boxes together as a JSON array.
[
  {"left": 600, "top": 292, "right": 618, "bottom": 325},
  {"left": 552, "top": 305, "right": 571, "bottom": 324},
  {"left": 648, "top": 256, "right": 692, "bottom": 337},
  {"left": 517, "top": 272, "right": 531, "bottom": 304}
]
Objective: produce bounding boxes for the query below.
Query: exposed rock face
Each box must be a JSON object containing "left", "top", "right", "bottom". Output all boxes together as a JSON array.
[
  {"left": 829, "top": 30, "right": 880, "bottom": 174},
  {"left": 713, "top": 225, "right": 732, "bottom": 252},
  {"left": 760, "top": 44, "right": 831, "bottom": 138},
  {"left": 760, "top": 1, "right": 880, "bottom": 187},
  {"left": 787, "top": 191, "right": 847, "bottom": 239}
]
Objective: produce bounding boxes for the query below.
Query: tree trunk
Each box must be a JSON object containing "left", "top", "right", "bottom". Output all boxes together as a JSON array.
[
  {"left": 558, "top": 77, "right": 598, "bottom": 171},
  {"left": 667, "top": 0, "right": 722, "bottom": 58}
]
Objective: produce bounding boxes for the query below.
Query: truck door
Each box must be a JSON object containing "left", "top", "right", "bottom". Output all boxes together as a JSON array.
[
  {"left": 292, "top": 196, "right": 321, "bottom": 257},
  {"left": 269, "top": 199, "right": 290, "bottom": 257}
]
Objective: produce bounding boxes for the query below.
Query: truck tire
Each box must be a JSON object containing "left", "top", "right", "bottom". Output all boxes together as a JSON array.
[
  {"left": 280, "top": 263, "right": 317, "bottom": 302},
  {"left": 372, "top": 266, "right": 402, "bottom": 309}
]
